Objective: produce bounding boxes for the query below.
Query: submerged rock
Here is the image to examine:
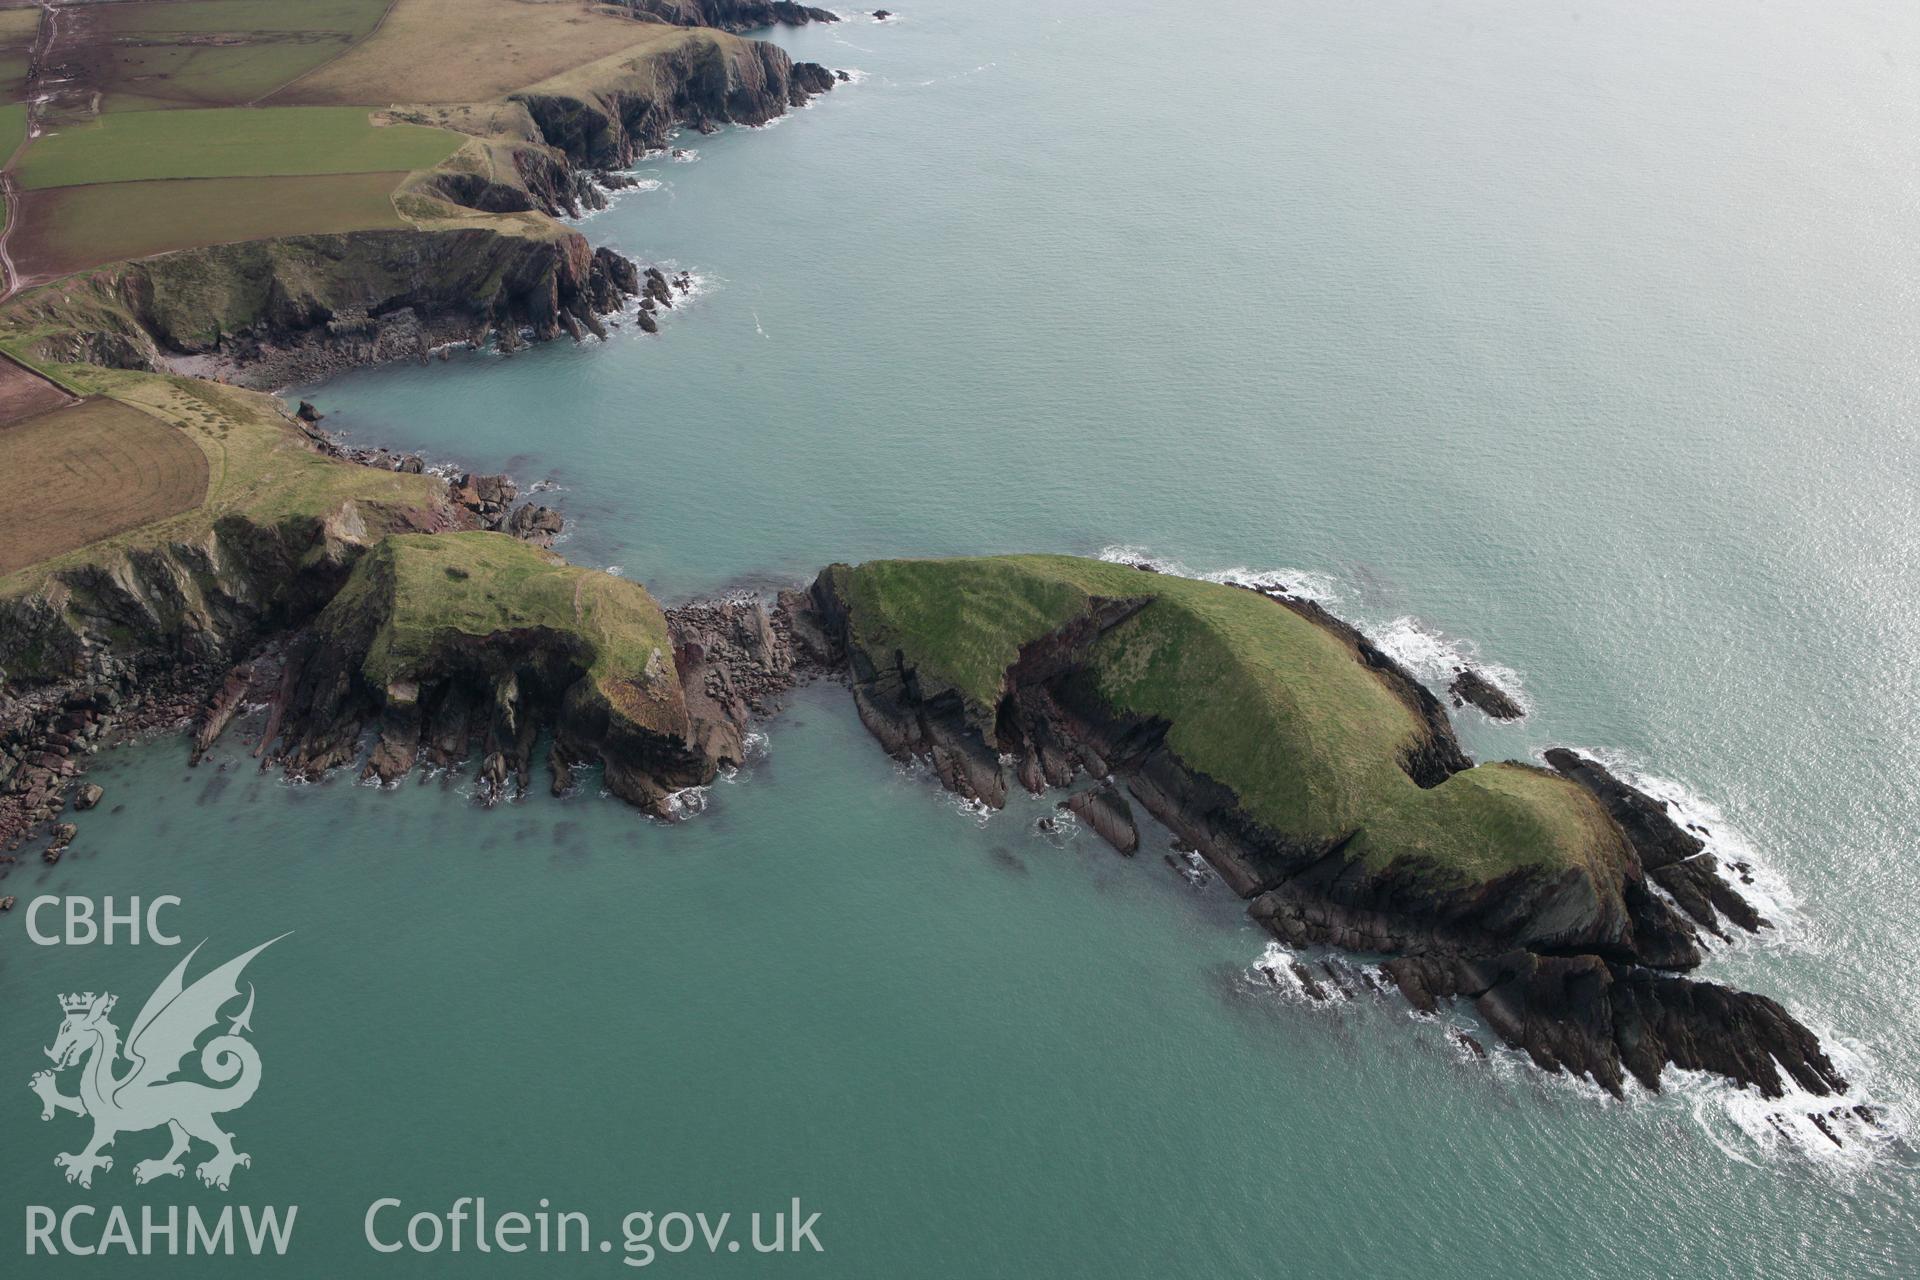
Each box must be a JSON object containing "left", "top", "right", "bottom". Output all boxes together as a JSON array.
[
  {"left": 1061, "top": 781, "right": 1139, "bottom": 855},
  {"left": 1448, "top": 667, "right": 1524, "bottom": 720}
]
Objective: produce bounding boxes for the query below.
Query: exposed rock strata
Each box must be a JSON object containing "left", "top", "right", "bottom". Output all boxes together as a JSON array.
[
  {"left": 0, "top": 492, "right": 455, "bottom": 852},
  {"left": 804, "top": 565, "right": 1841, "bottom": 1101},
  {"left": 1450, "top": 667, "right": 1524, "bottom": 720}
]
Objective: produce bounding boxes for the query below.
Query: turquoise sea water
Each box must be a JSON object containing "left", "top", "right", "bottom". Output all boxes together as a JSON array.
[{"left": 5, "top": 1, "right": 1920, "bottom": 1274}]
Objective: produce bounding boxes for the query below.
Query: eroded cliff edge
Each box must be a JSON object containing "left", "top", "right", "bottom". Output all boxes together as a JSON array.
[{"left": 801, "top": 554, "right": 1845, "bottom": 1102}]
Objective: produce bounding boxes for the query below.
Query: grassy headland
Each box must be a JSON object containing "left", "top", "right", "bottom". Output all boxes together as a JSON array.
[
  {"left": 832, "top": 555, "right": 1627, "bottom": 885},
  {"left": 328, "top": 531, "right": 674, "bottom": 706}
]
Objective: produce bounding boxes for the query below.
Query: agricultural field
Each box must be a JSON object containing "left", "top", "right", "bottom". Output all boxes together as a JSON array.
[
  {"left": 0, "top": 353, "right": 75, "bottom": 422},
  {"left": 0, "top": 395, "right": 210, "bottom": 575},
  {"left": 10, "top": 171, "right": 413, "bottom": 280},
  {"left": 59, "top": 0, "right": 390, "bottom": 110},
  {"left": 270, "top": 0, "right": 684, "bottom": 105},
  {"left": 0, "top": 5, "right": 35, "bottom": 100},
  {"left": 0, "top": 370, "right": 441, "bottom": 594},
  {"left": 16, "top": 105, "right": 461, "bottom": 188}
]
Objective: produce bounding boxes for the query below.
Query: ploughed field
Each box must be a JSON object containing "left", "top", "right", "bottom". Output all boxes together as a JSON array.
[
  {"left": 0, "top": 351, "right": 72, "bottom": 420},
  {"left": 0, "top": 396, "right": 208, "bottom": 575}
]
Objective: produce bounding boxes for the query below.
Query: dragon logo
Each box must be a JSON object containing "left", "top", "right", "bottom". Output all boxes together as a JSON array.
[{"left": 28, "top": 936, "right": 285, "bottom": 1191}]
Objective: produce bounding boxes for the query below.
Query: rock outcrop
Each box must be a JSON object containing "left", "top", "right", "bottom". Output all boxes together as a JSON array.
[
  {"left": 509, "top": 33, "right": 834, "bottom": 172},
  {"left": 618, "top": 0, "right": 840, "bottom": 31},
  {"left": 1450, "top": 667, "right": 1524, "bottom": 720},
  {"left": 256, "top": 535, "right": 823, "bottom": 816},
  {"left": 11, "top": 224, "right": 643, "bottom": 390}
]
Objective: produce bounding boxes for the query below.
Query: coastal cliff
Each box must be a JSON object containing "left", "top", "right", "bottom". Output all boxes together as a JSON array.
[
  {"left": 9, "top": 225, "right": 645, "bottom": 389},
  {"left": 0, "top": 29, "right": 835, "bottom": 389},
  {"left": 803, "top": 554, "right": 1844, "bottom": 1101},
  {"left": 617, "top": 0, "right": 840, "bottom": 31},
  {"left": 261, "top": 535, "right": 819, "bottom": 813}
]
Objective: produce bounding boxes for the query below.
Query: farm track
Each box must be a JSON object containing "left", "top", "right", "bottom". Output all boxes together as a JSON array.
[{"left": 1, "top": 0, "right": 70, "bottom": 301}]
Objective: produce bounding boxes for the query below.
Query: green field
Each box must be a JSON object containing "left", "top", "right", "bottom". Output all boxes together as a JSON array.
[
  {"left": 67, "top": 0, "right": 389, "bottom": 109},
  {"left": 833, "top": 555, "right": 1628, "bottom": 883},
  {"left": 96, "top": 0, "right": 389, "bottom": 36},
  {"left": 16, "top": 106, "right": 460, "bottom": 189},
  {"left": 0, "top": 102, "right": 27, "bottom": 191},
  {"left": 11, "top": 172, "right": 412, "bottom": 280}
]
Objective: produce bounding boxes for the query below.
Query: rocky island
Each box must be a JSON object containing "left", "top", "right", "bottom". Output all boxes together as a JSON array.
[{"left": 800, "top": 555, "right": 1845, "bottom": 1102}]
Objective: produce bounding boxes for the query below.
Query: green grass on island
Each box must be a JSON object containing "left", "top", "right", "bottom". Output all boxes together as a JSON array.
[
  {"left": 834, "top": 555, "right": 1628, "bottom": 884},
  {"left": 326, "top": 533, "right": 679, "bottom": 717},
  {"left": 16, "top": 107, "right": 463, "bottom": 189}
]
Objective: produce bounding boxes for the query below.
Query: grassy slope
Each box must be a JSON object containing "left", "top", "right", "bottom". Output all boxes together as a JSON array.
[
  {"left": 17, "top": 107, "right": 461, "bottom": 188},
  {"left": 332, "top": 532, "right": 677, "bottom": 721},
  {"left": 837, "top": 555, "right": 1625, "bottom": 883},
  {"left": 0, "top": 368, "right": 440, "bottom": 599}
]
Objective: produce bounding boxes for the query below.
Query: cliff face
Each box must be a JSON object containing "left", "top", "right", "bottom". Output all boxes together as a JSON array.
[
  {"left": 618, "top": 1, "right": 840, "bottom": 34},
  {"left": 804, "top": 558, "right": 1842, "bottom": 1102},
  {"left": 0, "top": 486, "right": 457, "bottom": 851},
  {"left": 511, "top": 31, "right": 834, "bottom": 170},
  {"left": 13, "top": 223, "right": 642, "bottom": 390}
]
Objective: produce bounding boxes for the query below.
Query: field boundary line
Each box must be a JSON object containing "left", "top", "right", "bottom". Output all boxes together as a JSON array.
[
  {"left": 250, "top": 0, "right": 400, "bottom": 108},
  {"left": 0, "top": 345, "right": 79, "bottom": 399}
]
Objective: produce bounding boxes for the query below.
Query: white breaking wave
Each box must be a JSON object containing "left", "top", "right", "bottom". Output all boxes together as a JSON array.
[
  {"left": 1667, "top": 1029, "right": 1910, "bottom": 1172},
  {"left": 663, "top": 785, "right": 710, "bottom": 820},
  {"left": 1246, "top": 942, "right": 1361, "bottom": 1008},
  {"left": 1096, "top": 544, "right": 1341, "bottom": 604},
  {"left": 1368, "top": 615, "right": 1533, "bottom": 717}
]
